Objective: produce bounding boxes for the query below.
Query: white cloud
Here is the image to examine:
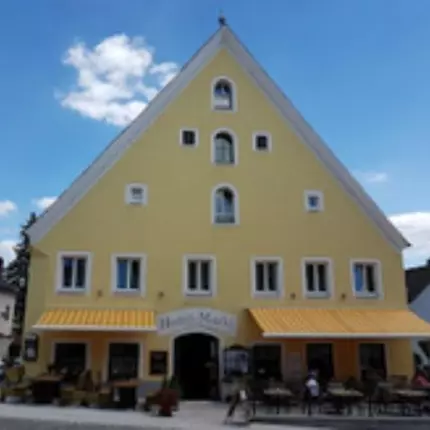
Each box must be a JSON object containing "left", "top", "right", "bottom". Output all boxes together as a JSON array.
[
  {"left": 0, "top": 200, "right": 17, "bottom": 217},
  {"left": 355, "top": 171, "right": 389, "bottom": 184},
  {"left": 33, "top": 196, "right": 57, "bottom": 210},
  {"left": 0, "top": 240, "right": 16, "bottom": 265},
  {"left": 390, "top": 212, "right": 430, "bottom": 267},
  {"left": 58, "top": 34, "right": 179, "bottom": 126}
]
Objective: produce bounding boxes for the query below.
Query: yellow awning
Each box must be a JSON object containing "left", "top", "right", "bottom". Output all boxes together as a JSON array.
[
  {"left": 33, "top": 309, "right": 156, "bottom": 332},
  {"left": 249, "top": 308, "right": 430, "bottom": 339}
]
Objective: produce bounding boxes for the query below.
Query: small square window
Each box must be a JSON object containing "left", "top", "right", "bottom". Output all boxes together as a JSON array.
[
  {"left": 253, "top": 133, "right": 271, "bottom": 152},
  {"left": 305, "top": 191, "right": 323, "bottom": 212},
  {"left": 125, "top": 184, "right": 147, "bottom": 205},
  {"left": 180, "top": 129, "right": 198, "bottom": 147}
]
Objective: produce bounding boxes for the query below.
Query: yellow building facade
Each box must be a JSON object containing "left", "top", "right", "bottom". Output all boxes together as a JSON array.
[{"left": 24, "top": 22, "right": 430, "bottom": 399}]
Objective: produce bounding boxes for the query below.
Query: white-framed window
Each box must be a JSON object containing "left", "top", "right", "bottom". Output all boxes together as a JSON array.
[
  {"left": 183, "top": 255, "right": 216, "bottom": 296},
  {"left": 180, "top": 129, "right": 198, "bottom": 147},
  {"left": 125, "top": 183, "right": 148, "bottom": 205},
  {"left": 253, "top": 132, "right": 272, "bottom": 152},
  {"left": 57, "top": 252, "right": 91, "bottom": 292},
  {"left": 212, "top": 77, "right": 236, "bottom": 111},
  {"left": 251, "top": 257, "right": 283, "bottom": 297},
  {"left": 351, "top": 260, "right": 381, "bottom": 297},
  {"left": 212, "top": 130, "right": 237, "bottom": 165},
  {"left": 302, "top": 258, "right": 332, "bottom": 297},
  {"left": 212, "top": 184, "right": 239, "bottom": 225},
  {"left": 304, "top": 190, "right": 324, "bottom": 212},
  {"left": 112, "top": 254, "right": 145, "bottom": 293}
]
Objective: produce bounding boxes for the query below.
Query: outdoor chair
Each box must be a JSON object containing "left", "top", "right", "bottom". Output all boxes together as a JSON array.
[{"left": 0, "top": 365, "right": 30, "bottom": 403}]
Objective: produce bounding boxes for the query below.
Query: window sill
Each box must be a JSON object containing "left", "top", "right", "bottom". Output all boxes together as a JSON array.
[
  {"left": 56, "top": 288, "right": 88, "bottom": 294},
  {"left": 305, "top": 293, "right": 331, "bottom": 299},
  {"left": 354, "top": 293, "right": 380, "bottom": 299},
  {"left": 213, "top": 221, "right": 239, "bottom": 227},
  {"left": 184, "top": 291, "right": 214, "bottom": 298},
  {"left": 113, "top": 289, "right": 143, "bottom": 296},
  {"left": 253, "top": 292, "right": 281, "bottom": 299}
]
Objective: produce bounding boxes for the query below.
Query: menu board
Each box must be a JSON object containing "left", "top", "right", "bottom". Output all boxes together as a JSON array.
[{"left": 149, "top": 350, "right": 168, "bottom": 376}]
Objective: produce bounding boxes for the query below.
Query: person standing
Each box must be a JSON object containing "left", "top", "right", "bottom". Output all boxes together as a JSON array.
[
  {"left": 223, "top": 375, "right": 250, "bottom": 425},
  {"left": 303, "top": 370, "right": 320, "bottom": 416}
]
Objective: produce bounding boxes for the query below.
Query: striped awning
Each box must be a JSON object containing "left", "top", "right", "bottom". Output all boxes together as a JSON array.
[
  {"left": 33, "top": 308, "right": 156, "bottom": 332},
  {"left": 249, "top": 308, "right": 430, "bottom": 339}
]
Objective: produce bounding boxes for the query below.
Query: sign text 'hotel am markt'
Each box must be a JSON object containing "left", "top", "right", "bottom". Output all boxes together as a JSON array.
[{"left": 156, "top": 308, "right": 237, "bottom": 336}]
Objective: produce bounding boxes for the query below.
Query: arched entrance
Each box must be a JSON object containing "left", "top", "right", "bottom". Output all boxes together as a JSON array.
[{"left": 173, "top": 333, "right": 219, "bottom": 400}]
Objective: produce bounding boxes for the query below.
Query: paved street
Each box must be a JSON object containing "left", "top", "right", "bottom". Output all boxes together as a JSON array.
[
  {"left": 0, "top": 403, "right": 319, "bottom": 430},
  {"left": 2, "top": 402, "right": 430, "bottom": 430}
]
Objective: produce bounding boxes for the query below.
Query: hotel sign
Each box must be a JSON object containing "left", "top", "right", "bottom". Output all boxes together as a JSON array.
[{"left": 157, "top": 308, "right": 237, "bottom": 336}]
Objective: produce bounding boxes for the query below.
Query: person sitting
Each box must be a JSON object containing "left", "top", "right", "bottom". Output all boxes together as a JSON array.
[{"left": 412, "top": 368, "right": 430, "bottom": 388}]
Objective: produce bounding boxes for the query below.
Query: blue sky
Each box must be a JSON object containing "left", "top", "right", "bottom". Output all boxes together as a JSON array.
[{"left": 0, "top": 0, "right": 429, "bottom": 267}]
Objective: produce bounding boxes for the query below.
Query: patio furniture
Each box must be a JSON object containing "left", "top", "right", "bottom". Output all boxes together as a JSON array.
[
  {"left": 263, "top": 387, "right": 293, "bottom": 414},
  {"left": 0, "top": 365, "right": 30, "bottom": 403},
  {"left": 326, "top": 387, "right": 364, "bottom": 415},
  {"left": 112, "top": 379, "right": 139, "bottom": 409},
  {"left": 32, "top": 373, "right": 63, "bottom": 404}
]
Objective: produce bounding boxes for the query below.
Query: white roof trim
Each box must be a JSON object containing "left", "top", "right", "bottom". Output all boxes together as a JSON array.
[{"left": 28, "top": 26, "right": 409, "bottom": 251}]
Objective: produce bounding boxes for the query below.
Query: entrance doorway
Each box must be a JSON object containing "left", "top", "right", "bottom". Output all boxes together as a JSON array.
[
  {"left": 174, "top": 333, "right": 219, "bottom": 400},
  {"left": 306, "top": 343, "right": 334, "bottom": 385},
  {"left": 108, "top": 343, "right": 139, "bottom": 381}
]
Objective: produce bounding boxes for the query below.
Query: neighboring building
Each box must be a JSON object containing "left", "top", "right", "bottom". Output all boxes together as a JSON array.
[
  {"left": 24, "top": 20, "right": 430, "bottom": 398},
  {"left": 0, "top": 258, "right": 17, "bottom": 358},
  {"left": 407, "top": 260, "right": 430, "bottom": 367}
]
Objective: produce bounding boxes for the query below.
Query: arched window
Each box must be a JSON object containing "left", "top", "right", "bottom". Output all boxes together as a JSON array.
[
  {"left": 212, "top": 78, "right": 234, "bottom": 111},
  {"left": 214, "top": 132, "right": 235, "bottom": 165},
  {"left": 213, "top": 186, "right": 237, "bottom": 224}
]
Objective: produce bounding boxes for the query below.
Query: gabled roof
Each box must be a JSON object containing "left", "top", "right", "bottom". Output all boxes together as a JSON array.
[
  {"left": 28, "top": 24, "right": 409, "bottom": 251},
  {"left": 406, "top": 261, "right": 430, "bottom": 303}
]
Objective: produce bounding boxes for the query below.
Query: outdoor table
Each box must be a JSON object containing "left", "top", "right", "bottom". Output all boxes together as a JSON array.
[
  {"left": 112, "top": 379, "right": 140, "bottom": 409},
  {"left": 31, "top": 374, "right": 63, "bottom": 404},
  {"left": 392, "top": 389, "right": 427, "bottom": 416},
  {"left": 263, "top": 387, "right": 293, "bottom": 414},
  {"left": 327, "top": 388, "right": 363, "bottom": 415}
]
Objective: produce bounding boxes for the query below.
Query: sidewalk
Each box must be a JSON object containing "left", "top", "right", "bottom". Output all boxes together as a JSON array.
[{"left": 0, "top": 402, "right": 321, "bottom": 430}]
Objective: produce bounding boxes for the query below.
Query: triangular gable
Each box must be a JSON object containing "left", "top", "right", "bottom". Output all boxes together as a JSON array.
[{"left": 28, "top": 25, "right": 409, "bottom": 251}]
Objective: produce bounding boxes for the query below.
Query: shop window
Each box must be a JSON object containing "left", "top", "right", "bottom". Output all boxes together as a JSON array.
[
  {"left": 359, "top": 343, "right": 387, "bottom": 381},
  {"left": 108, "top": 343, "right": 139, "bottom": 381},
  {"left": 251, "top": 344, "right": 282, "bottom": 380},
  {"left": 223, "top": 345, "right": 250, "bottom": 378},
  {"left": 54, "top": 342, "right": 87, "bottom": 374},
  {"left": 306, "top": 343, "right": 334, "bottom": 384}
]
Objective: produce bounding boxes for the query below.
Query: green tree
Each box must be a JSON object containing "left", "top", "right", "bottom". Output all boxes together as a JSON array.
[{"left": 6, "top": 212, "right": 37, "bottom": 341}]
